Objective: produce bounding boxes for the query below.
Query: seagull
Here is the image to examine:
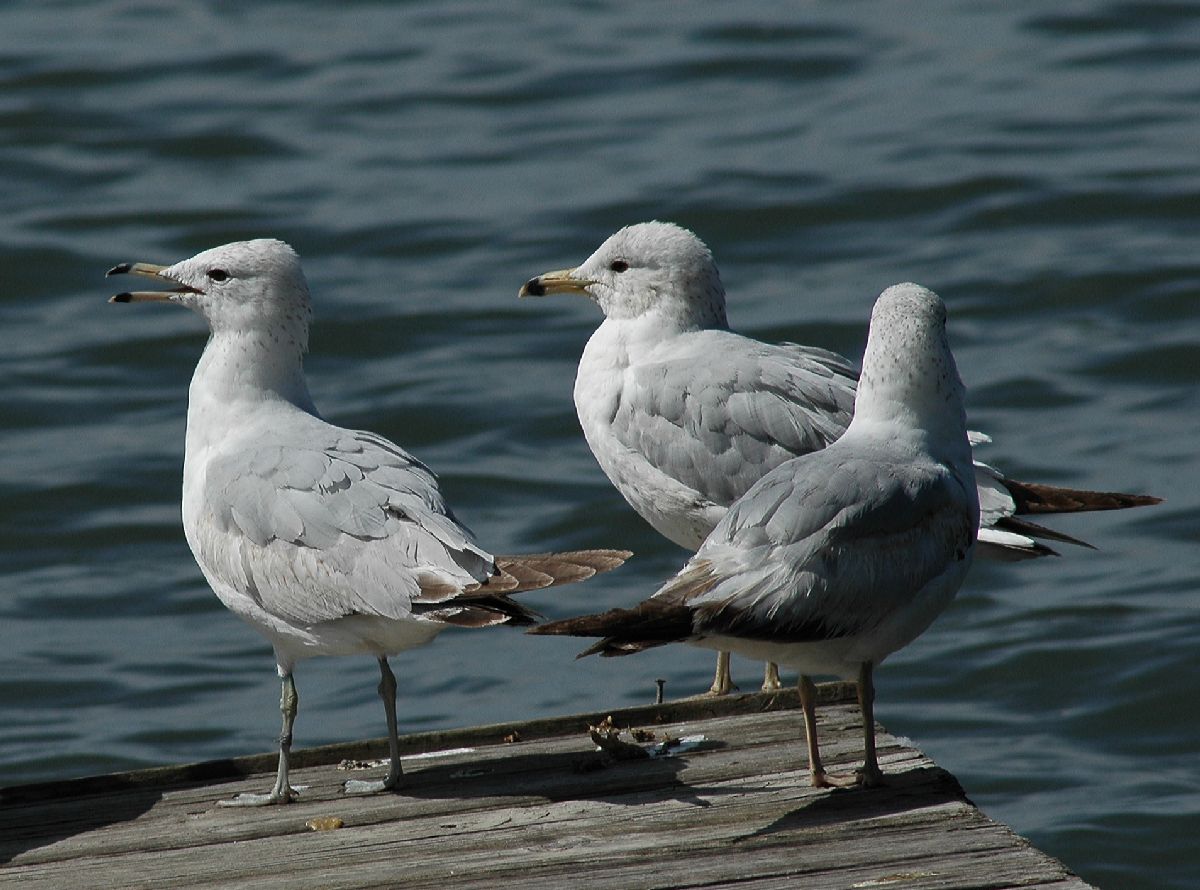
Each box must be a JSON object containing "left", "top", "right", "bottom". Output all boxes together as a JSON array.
[
  {"left": 519, "top": 221, "right": 1159, "bottom": 695},
  {"left": 530, "top": 283, "right": 979, "bottom": 787},
  {"left": 108, "top": 239, "right": 629, "bottom": 805}
]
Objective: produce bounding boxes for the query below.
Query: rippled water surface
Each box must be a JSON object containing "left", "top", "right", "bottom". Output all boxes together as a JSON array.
[{"left": 2, "top": 3, "right": 1198, "bottom": 887}]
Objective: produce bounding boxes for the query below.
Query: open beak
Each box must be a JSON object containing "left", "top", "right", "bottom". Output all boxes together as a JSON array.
[
  {"left": 518, "top": 267, "right": 596, "bottom": 298},
  {"left": 106, "top": 262, "right": 198, "bottom": 304}
]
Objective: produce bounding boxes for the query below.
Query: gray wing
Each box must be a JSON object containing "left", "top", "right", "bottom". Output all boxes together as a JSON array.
[
  {"left": 661, "top": 450, "right": 976, "bottom": 643},
  {"left": 201, "top": 423, "right": 494, "bottom": 625},
  {"left": 611, "top": 331, "right": 858, "bottom": 508},
  {"left": 607, "top": 331, "right": 1066, "bottom": 558}
]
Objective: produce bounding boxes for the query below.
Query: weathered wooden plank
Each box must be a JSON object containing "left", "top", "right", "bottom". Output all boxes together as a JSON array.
[
  {"left": 0, "top": 796, "right": 981, "bottom": 889},
  {"left": 0, "top": 684, "right": 852, "bottom": 806},
  {"left": 0, "top": 796, "right": 1052, "bottom": 890},
  {"left": 0, "top": 732, "right": 917, "bottom": 876},
  {"left": 0, "top": 696, "right": 866, "bottom": 864},
  {"left": 0, "top": 687, "right": 1095, "bottom": 890}
]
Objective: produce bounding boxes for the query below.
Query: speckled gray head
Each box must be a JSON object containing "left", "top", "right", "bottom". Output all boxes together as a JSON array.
[
  {"left": 520, "top": 221, "right": 729, "bottom": 329},
  {"left": 108, "top": 239, "right": 312, "bottom": 340},
  {"left": 854, "top": 282, "right": 967, "bottom": 436}
]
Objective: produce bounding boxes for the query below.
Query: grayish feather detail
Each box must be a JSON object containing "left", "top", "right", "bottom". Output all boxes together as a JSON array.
[
  {"left": 609, "top": 334, "right": 857, "bottom": 511},
  {"left": 669, "top": 452, "right": 976, "bottom": 644},
  {"left": 545, "top": 221, "right": 1156, "bottom": 566},
  {"left": 199, "top": 412, "right": 497, "bottom": 626}
]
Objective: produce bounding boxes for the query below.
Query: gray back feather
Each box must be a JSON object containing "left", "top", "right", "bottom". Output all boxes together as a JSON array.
[
  {"left": 200, "top": 420, "right": 494, "bottom": 624},
  {"left": 610, "top": 331, "right": 857, "bottom": 508},
  {"left": 659, "top": 447, "right": 975, "bottom": 643}
]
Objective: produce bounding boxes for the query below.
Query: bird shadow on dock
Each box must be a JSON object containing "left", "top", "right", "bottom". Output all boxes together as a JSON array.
[
  {"left": 732, "top": 765, "right": 968, "bottom": 844},
  {"left": 391, "top": 740, "right": 728, "bottom": 810},
  {"left": 0, "top": 753, "right": 286, "bottom": 864},
  {"left": 0, "top": 690, "right": 860, "bottom": 864},
  {"left": 0, "top": 782, "right": 163, "bottom": 865}
]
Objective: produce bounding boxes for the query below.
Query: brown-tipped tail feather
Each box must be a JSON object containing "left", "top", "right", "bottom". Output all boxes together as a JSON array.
[
  {"left": 422, "top": 600, "right": 539, "bottom": 628},
  {"left": 419, "top": 549, "right": 630, "bottom": 630},
  {"left": 1006, "top": 479, "right": 1162, "bottom": 515},
  {"left": 527, "top": 600, "right": 696, "bottom": 658},
  {"left": 489, "top": 549, "right": 632, "bottom": 593}
]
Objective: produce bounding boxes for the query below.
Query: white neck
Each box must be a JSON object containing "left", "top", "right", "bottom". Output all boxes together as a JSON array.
[{"left": 185, "top": 328, "right": 316, "bottom": 451}]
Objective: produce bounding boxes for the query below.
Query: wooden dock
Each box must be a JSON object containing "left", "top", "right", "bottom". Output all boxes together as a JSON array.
[{"left": 0, "top": 685, "right": 1094, "bottom": 889}]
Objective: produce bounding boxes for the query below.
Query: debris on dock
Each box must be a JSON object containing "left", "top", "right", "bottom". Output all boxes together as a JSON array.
[{"left": 0, "top": 685, "right": 1095, "bottom": 890}]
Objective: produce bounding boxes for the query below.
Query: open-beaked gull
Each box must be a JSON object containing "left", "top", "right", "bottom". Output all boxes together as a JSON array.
[
  {"left": 530, "top": 283, "right": 979, "bottom": 787},
  {"left": 519, "top": 221, "right": 1159, "bottom": 695},
  {"left": 108, "top": 239, "right": 629, "bottom": 805}
]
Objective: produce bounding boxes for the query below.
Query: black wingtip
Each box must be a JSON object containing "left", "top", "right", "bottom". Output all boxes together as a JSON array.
[
  {"left": 109, "top": 293, "right": 132, "bottom": 303},
  {"left": 106, "top": 263, "right": 132, "bottom": 277},
  {"left": 995, "top": 515, "right": 1096, "bottom": 550}
]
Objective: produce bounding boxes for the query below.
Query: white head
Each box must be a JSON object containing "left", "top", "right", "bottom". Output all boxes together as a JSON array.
[
  {"left": 108, "top": 239, "right": 312, "bottom": 349},
  {"left": 853, "top": 283, "right": 968, "bottom": 440},
  {"left": 520, "top": 221, "right": 729, "bottom": 330}
]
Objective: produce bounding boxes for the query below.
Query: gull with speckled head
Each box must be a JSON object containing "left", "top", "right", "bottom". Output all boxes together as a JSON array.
[
  {"left": 107, "top": 239, "right": 628, "bottom": 806},
  {"left": 519, "top": 221, "right": 1159, "bottom": 696},
  {"left": 531, "top": 283, "right": 978, "bottom": 787}
]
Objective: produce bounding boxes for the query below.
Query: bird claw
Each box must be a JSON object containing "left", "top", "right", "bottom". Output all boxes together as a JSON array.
[
  {"left": 344, "top": 775, "right": 400, "bottom": 795},
  {"left": 811, "top": 771, "right": 856, "bottom": 789},
  {"left": 810, "top": 766, "right": 884, "bottom": 789},
  {"left": 857, "top": 764, "right": 885, "bottom": 788},
  {"left": 344, "top": 778, "right": 386, "bottom": 794},
  {"left": 218, "top": 786, "right": 302, "bottom": 807}
]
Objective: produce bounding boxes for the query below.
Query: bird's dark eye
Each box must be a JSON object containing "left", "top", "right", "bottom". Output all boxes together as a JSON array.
[
  {"left": 609, "top": 259, "right": 629, "bottom": 273},
  {"left": 207, "top": 269, "right": 229, "bottom": 282}
]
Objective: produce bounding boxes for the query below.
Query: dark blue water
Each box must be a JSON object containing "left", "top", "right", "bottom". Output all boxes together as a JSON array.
[{"left": 2, "top": 3, "right": 1197, "bottom": 887}]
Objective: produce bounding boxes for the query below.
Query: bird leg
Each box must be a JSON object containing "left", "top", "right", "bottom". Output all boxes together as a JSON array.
[
  {"left": 856, "top": 661, "right": 884, "bottom": 787},
  {"left": 799, "top": 674, "right": 860, "bottom": 789},
  {"left": 220, "top": 672, "right": 300, "bottom": 806},
  {"left": 345, "top": 656, "right": 404, "bottom": 794},
  {"left": 761, "top": 661, "right": 783, "bottom": 692},
  {"left": 706, "top": 650, "right": 737, "bottom": 696},
  {"left": 799, "top": 674, "right": 833, "bottom": 787},
  {"left": 378, "top": 657, "right": 403, "bottom": 789}
]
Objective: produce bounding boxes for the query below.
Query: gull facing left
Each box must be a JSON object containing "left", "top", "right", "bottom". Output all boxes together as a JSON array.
[{"left": 107, "top": 239, "right": 628, "bottom": 805}]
